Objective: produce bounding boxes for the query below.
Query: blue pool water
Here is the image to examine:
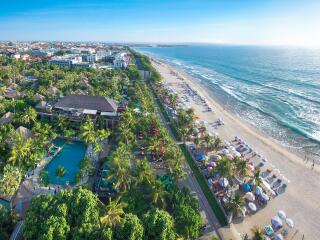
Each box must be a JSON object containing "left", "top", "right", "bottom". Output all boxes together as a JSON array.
[
  {"left": 137, "top": 45, "right": 320, "bottom": 160},
  {"left": 45, "top": 139, "right": 86, "bottom": 185},
  {"left": 0, "top": 198, "right": 10, "bottom": 209}
]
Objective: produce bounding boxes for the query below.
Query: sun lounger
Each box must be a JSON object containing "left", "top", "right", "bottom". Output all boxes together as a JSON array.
[
  {"left": 266, "top": 174, "right": 277, "bottom": 184},
  {"left": 271, "top": 179, "right": 282, "bottom": 190}
]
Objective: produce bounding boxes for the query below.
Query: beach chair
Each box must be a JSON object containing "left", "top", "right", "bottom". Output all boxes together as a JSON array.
[
  {"left": 276, "top": 184, "right": 287, "bottom": 195},
  {"left": 272, "top": 179, "right": 282, "bottom": 190},
  {"left": 266, "top": 174, "right": 277, "bottom": 184}
]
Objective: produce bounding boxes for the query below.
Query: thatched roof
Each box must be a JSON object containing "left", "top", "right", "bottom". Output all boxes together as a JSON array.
[
  {"left": 0, "top": 112, "right": 14, "bottom": 125},
  {"left": 15, "top": 126, "right": 33, "bottom": 140}
]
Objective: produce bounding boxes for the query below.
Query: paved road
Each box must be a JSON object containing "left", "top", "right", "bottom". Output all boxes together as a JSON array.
[{"left": 151, "top": 92, "right": 223, "bottom": 240}]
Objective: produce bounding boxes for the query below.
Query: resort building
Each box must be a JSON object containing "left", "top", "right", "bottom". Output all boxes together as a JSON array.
[
  {"left": 37, "top": 94, "right": 121, "bottom": 129},
  {"left": 113, "top": 52, "right": 130, "bottom": 68}
]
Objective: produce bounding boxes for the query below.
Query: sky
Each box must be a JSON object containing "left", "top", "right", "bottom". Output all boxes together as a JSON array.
[{"left": 1, "top": 0, "right": 320, "bottom": 47}]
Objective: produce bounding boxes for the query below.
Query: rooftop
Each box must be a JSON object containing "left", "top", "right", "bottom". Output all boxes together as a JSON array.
[{"left": 54, "top": 94, "right": 118, "bottom": 112}]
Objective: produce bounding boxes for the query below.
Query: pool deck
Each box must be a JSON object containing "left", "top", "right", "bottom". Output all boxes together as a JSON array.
[{"left": 12, "top": 138, "right": 105, "bottom": 218}]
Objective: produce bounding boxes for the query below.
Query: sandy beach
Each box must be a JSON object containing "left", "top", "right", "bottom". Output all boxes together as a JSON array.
[{"left": 150, "top": 57, "right": 320, "bottom": 239}]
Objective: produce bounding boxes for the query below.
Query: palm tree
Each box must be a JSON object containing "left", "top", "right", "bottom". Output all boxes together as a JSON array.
[
  {"left": 56, "top": 115, "right": 68, "bottom": 134},
  {"left": 133, "top": 158, "right": 154, "bottom": 186},
  {"left": 225, "top": 194, "right": 245, "bottom": 218},
  {"left": 251, "top": 226, "right": 264, "bottom": 240},
  {"left": 216, "top": 157, "right": 233, "bottom": 179},
  {"left": 119, "top": 124, "right": 135, "bottom": 145},
  {"left": 107, "top": 143, "right": 132, "bottom": 192},
  {"left": 100, "top": 197, "right": 126, "bottom": 227},
  {"left": 0, "top": 165, "right": 22, "bottom": 199},
  {"left": 193, "top": 137, "right": 200, "bottom": 153},
  {"left": 234, "top": 157, "right": 249, "bottom": 178},
  {"left": 55, "top": 165, "right": 66, "bottom": 185},
  {"left": 80, "top": 117, "right": 96, "bottom": 144},
  {"left": 213, "top": 136, "right": 222, "bottom": 150},
  {"left": 9, "top": 133, "right": 33, "bottom": 168},
  {"left": 249, "top": 169, "right": 262, "bottom": 187},
  {"left": 168, "top": 93, "right": 179, "bottom": 110},
  {"left": 203, "top": 134, "right": 213, "bottom": 152},
  {"left": 150, "top": 180, "right": 167, "bottom": 209},
  {"left": 21, "top": 107, "right": 37, "bottom": 126},
  {"left": 179, "top": 127, "right": 189, "bottom": 144}
]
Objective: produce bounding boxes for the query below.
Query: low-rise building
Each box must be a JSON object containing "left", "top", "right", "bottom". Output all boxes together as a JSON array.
[{"left": 37, "top": 94, "right": 121, "bottom": 129}]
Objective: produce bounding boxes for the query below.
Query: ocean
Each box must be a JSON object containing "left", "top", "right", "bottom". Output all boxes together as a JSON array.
[{"left": 136, "top": 45, "right": 320, "bottom": 160}]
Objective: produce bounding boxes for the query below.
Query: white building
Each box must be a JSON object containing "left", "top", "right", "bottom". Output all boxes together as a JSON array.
[{"left": 113, "top": 52, "right": 130, "bottom": 68}]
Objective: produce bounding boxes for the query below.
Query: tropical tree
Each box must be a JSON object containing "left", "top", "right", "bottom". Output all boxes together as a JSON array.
[
  {"left": 143, "top": 208, "right": 175, "bottom": 240},
  {"left": 193, "top": 137, "right": 200, "bottom": 153},
  {"left": 40, "top": 171, "right": 50, "bottom": 187},
  {"left": 55, "top": 165, "right": 66, "bottom": 185},
  {"left": 149, "top": 180, "right": 167, "bottom": 209},
  {"left": 213, "top": 136, "right": 222, "bottom": 150},
  {"left": 80, "top": 117, "right": 96, "bottom": 144},
  {"left": 174, "top": 204, "right": 202, "bottom": 239},
  {"left": 113, "top": 213, "right": 144, "bottom": 240},
  {"left": 234, "top": 157, "right": 249, "bottom": 178},
  {"left": 100, "top": 197, "right": 126, "bottom": 227},
  {"left": 133, "top": 158, "right": 154, "bottom": 186},
  {"left": 203, "top": 134, "right": 213, "bottom": 152},
  {"left": 107, "top": 143, "right": 133, "bottom": 192},
  {"left": 249, "top": 169, "right": 262, "bottom": 187},
  {"left": 0, "top": 165, "right": 22, "bottom": 199},
  {"left": 251, "top": 226, "right": 264, "bottom": 240},
  {"left": 225, "top": 195, "right": 245, "bottom": 218},
  {"left": 215, "top": 157, "right": 233, "bottom": 179},
  {"left": 21, "top": 107, "right": 37, "bottom": 126}
]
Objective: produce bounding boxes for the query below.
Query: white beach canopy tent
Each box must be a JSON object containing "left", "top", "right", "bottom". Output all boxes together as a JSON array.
[
  {"left": 218, "top": 178, "right": 229, "bottom": 187},
  {"left": 244, "top": 192, "right": 255, "bottom": 202},
  {"left": 286, "top": 218, "right": 294, "bottom": 228},
  {"left": 248, "top": 202, "right": 257, "bottom": 212},
  {"left": 278, "top": 210, "right": 287, "bottom": 220}
]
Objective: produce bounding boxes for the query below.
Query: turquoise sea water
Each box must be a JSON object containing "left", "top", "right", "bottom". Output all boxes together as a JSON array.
[
  {"left": 45, "top": 139, "right": 86, "bottom": 185},
  {"left": 137, "top": 45, "right": 320, "bottom": 160}
]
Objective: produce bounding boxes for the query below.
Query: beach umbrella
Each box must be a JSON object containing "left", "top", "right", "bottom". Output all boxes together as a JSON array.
[
  {"left": 228, "top": 146, "right": 236, "bottom": 151},
  {"left": 248, "top": 164, "right": 255, "bottom": 172},
  {"left": 244, "top": 192, "right": 255, "bottom": 202},
  {"left": 248, "top": 202, "right": 257, "bottom": 211},
  {"left": 234, "top": 151, "right": 241, "bottom": 157},
  {"left": 286, "top": 218, "right": 294, "bottom": 228},
  {"left": 254, "top": 186, "right": 263, "bottom": 196},
  {"left": 218, "top": 178, "right": 229, "bottom": 187},
  {"left": 274, "top": 233, "right": 284, "bottom": 240},
  {"left": 222, "top": 149, "right": 229, "bottom": 155},
  {"left": 278, "top": 210, "right": 287, "bottom": 220},
  {"left": 271, "top": 216, "right": 283, "bottom": 228},
  {"left": 224, "top": 141, "right": 231, "bottom": 147},
  {"left": 261, "top": 193, "right": 270, "bottom": 201},
  {"left": 242, "top": 183, "right": 251, "bottom": 192},
  {"left": 264, "top": 225, "right": 274, "bottom": 236}
]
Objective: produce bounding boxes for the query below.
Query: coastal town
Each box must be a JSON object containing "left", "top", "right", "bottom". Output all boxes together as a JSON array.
[{"left": 0, "top": 40, "right": 314, "bottom": 240}]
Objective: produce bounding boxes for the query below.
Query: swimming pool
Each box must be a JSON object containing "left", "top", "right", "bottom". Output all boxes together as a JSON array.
[
  {"left": 44, "top": 139, "right": 87, "bottom": 185},
  {"left": 0, "top": 198, "right": 10, "bottom": 209}
]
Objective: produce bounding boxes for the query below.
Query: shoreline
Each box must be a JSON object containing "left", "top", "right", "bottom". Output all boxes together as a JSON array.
[
  {"left": 150, "top": 55, "right": 318, "bottom": 170},
  {"left": 148, "top": 55, "right": 320, "bottom": 239}
]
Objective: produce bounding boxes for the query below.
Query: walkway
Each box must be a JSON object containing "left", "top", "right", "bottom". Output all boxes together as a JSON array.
[{"left": 150, "top": 88, "right": 239, "bottom": 240}]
